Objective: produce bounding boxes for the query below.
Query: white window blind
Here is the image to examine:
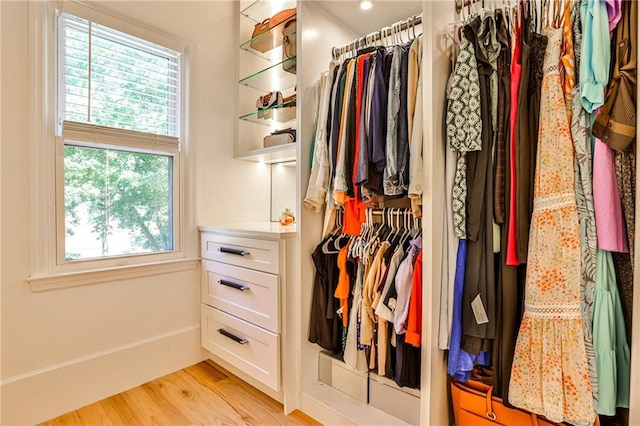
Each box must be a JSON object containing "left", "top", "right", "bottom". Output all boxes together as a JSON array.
[{"left": 57, "top": 12, "right": 181, "bottom": 139}]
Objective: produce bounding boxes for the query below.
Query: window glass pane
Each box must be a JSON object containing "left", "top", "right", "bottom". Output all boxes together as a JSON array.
[
  {"left": 64, "top": 145, "right": 173, "bottom": 260},
  {"left": 59, "top": 13, "right": 181, "bottom": 137}
]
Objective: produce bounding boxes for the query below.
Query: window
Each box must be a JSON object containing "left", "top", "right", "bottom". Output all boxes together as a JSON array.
[{"left": 56, "top": 10, "right": 182, "bottom": 263}]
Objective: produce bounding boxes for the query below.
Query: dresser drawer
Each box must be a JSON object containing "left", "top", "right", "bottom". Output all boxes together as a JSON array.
[
  {"left": 201, "top": 304, "right": 280, "bottom": 391},
  {"left": 202, "top": 260, "right": 280, "bottom": 333},
  {"left": 201, "top": 233, "right": 280, "bottom": 274}
]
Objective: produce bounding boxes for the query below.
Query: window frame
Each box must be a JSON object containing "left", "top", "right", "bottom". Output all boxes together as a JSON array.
[{"left": 29, "top": 1, "right": 195, "bottom": 282}]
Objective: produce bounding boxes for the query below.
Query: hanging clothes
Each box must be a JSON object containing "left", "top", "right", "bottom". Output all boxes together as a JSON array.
[
  {"left": 579, "top": 0, "right": 610, "bottom": 113},
  {"left": 593, "top": 249, "right": 631, "bottom": 416},
  {"left": 509, "top": 28, "right": 596, "bottom": 426},
  {"left": 569, "top": 0, "right": 599, "bottom": 404},
  {"left": 493, "top": 8, "right": 511, "bottom": 226},
  {"left": 593, "top": 138, "right": 629, "bottom": 253},
  {"left": 515, "top": 7, "right": 547, "bottom": 264},
  {"left": 408, "top": 36, "right": 424, "bottom": 218},
  {"left": 460, "top": 14, "right": 496, "bottom": 356},
  {"left": 446, "top": 21, "right": 483, "bottom": 240},
  {"left": 505, "top": 10, "right": 522, "bottom": 266},
  {"left": 491, "top": 6, "right": 522, "bottom": 404},
  {"left": 592, "top": 0, "right": 637, "bottom": 344},
  {"left": 308, "top": 235, "right": 348, "bottom": 353}
]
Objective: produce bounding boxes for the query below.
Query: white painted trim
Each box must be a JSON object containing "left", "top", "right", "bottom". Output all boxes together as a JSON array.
[
  {"left": 1, "top": 324, "right": 206, "bottom": 425},
  {"left": 28, "top": 257, "right": 199, "bottom": 292},
  {"left": 300, "top": 384, "right": 410, "bottom": 426},
  {"left": 30, "top": 1, "right": 198, "bottom": 278}
]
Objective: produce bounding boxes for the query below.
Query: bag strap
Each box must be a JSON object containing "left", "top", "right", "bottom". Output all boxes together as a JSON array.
[
  {"left": 530, "top": 413, "right": 540, "bottom": 426},
  {"left": 485, "top": 385, "right": 497, "bottom": 421}
]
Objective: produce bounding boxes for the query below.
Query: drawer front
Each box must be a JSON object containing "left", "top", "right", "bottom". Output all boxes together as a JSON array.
[
  {"left": 201, "top": 233, "right": 280, "bottom": 274},
  {"left": 202, "top": 260, "right": 280, "bottom": 333},
  {"left": 201, "top": 304, "right": 280, "bottom": 391}
]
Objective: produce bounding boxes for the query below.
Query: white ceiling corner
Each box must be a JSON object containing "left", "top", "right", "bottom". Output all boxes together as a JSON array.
[{"left": 309, "top": 0, "right": 423, "bottom": 37}]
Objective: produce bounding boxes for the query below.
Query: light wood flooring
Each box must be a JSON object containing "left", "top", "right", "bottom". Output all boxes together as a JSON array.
[{"left": 40, "top": 360, "right": 321, "bottom": 426}]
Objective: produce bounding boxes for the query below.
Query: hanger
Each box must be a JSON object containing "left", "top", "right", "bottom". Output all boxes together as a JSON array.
[
  {"left": 322, "top": 209, "right": 341, "bottom": 254},
  {"left": 397, "top": 210, "right": 411, "bottom": 247}
]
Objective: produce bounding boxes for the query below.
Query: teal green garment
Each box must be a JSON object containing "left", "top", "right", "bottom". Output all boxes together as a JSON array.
[
  {"left": 579, "top": 0, "right": 611, "bottom": 113},
  {"left": 592, "top": 249, "right": 631, "bottom": 415}
]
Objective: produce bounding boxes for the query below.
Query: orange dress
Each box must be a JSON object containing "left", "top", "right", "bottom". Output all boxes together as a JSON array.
[{"left": 508, "top": 28, "right": 596, "bottom": 426}]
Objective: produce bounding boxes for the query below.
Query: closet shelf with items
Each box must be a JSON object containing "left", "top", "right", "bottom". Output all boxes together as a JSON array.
[
  {"left": 241, "top": 0, "right": 295, "bottom": 25},
  {"left": 236, "top": 0, "right": 297, "bottom": 163},
  {"left": 240, "top": 23, "right": 295, "bottom": 61},
  {"left": 239, "top": 97, "right": 296, "bottom": 126},
  {"left": 239, "top": 56, "right": 297, "bottom": 92}
]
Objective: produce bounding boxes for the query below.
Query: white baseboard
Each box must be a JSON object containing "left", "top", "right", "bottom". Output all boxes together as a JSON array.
[{"left": 1, "top": 325, "right": 207, "bottom": 425}]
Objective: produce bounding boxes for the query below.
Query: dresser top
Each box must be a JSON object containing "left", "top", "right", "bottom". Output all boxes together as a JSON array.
[{"left": 198, "top": 222, "right": 297, "bottom": 239}]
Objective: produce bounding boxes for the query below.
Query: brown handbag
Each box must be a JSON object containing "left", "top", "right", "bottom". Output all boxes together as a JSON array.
[
  {"left": 282, "top": 18, "right": 296, "bottom": 74},
  {"left": 451, "top": 379, "right": 568, "bottom": 426},
  {"left": 250, "top": 8, "right": 296, "bottom": 53}
]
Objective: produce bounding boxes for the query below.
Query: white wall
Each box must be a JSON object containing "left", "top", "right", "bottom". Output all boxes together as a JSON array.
[{"left": 0, "top": 1, "right": 267, "bottom": 424}]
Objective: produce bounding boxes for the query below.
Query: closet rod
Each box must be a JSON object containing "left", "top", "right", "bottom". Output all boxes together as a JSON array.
[
  {"left": 331, "top": 13, "right": 422, "bottom": 60},
  {"left": 369, "top": 208, "right": 413, "bottom": 216},
  {"left": 454, "top": 0, "right": 482, "bottom": 14}
]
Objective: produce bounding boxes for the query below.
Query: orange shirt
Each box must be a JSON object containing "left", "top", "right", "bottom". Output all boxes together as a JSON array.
[
  {"left": 405, "top": 251, "right": 423, "bottom": 347},
  {"left": 334, "top": 246, "right": 350, "bottom": 327}
]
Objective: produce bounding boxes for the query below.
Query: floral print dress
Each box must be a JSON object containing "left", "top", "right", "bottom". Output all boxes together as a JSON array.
[{"left": 508, "top": 27, "right": 596, "bottom": 426}]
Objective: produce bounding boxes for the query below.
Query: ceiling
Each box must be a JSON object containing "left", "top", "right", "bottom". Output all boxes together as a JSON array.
[{"left": 310, "top": 0, "right": 423, "bottom": 37}]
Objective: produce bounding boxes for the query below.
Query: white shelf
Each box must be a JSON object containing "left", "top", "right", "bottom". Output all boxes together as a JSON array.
[
  {"left": 241, "top": 0, "right": 297, "bottom": 22},
  {"left": 235, "top": 142, "right": 296, "bottom": 163},
  {"left": 301, "top": 382, "right": 411, "bottom": 426}
]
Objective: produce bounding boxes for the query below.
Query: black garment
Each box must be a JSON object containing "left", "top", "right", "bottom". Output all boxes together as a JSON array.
[
  {"left": 394, "top": 333, "right": 421, "bottom": 389},
  {"left": 494, "top": 9, "right": 511, "bottom": 225},
  {"left": 330, "top": 61, "right": 350, "bottom": 182},
  {"left": 344, "top": 60, "right": 359, "bottom": 199},
  {"left": 461, "top": 15, "right": 496, "bottom": 355},
  {"left": 515, "top": 10, "right": 547, "bottom": 264},
  {"left": 308, "top": 238, "right": 343, "bottom": 353},
  {"left": 397, "top": 43, "right": 411, "bottom": 192}
]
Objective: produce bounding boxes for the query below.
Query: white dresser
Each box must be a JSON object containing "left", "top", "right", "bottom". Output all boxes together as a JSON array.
[{"left": 199, "top": 223, "right": 296, "bottom": 399}]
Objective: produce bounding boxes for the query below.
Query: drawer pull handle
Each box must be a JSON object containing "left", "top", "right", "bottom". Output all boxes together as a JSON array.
[
  {"left": 217, "top": 328, "right": 248, "bottom": 344},
  {"left": 218, "top": 279, "right": 250, "bottom": 291},
  {"left": 219, "top": 247, "right": 250, "bottom": 256}
]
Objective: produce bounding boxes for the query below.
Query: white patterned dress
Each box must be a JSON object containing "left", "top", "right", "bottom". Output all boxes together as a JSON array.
[{"left": 508, "top": 27, "right": 596, "bottom": 426}]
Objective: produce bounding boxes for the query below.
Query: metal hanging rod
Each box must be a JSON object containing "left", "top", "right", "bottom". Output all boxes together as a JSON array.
[
  {"left": 455, "top": 0, "right": 483, "bottom": 14},
  {"left": 332, "top": 13, "right": 422, "bottom": 60},
  {"left": 369, "top": 208, "right": 413, "bottom": 216}
]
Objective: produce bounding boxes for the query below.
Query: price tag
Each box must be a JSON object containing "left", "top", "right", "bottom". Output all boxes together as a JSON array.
[{"left": 471, "top": 294, "right": 489, "bottom": 325}]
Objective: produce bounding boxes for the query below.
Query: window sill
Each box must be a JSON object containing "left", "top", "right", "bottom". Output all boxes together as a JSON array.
[{"left": 27, "top": 258, "right": 200, "bottom": 292}]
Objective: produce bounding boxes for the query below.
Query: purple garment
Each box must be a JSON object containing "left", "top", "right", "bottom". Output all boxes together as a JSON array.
[
  {"left": 369, "top": 47, "right": 389, "bottom": 173},
  {"left": 447, "top": 239, "right": 491, "bottom": 382},
  {"left": 605, "top": 0, "right": 622, "bottom": 32}
]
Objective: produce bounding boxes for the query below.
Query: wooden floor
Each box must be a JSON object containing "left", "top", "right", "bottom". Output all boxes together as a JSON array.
[{"left": 40, "top": 360, "right": 321, "bottom": 426}]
